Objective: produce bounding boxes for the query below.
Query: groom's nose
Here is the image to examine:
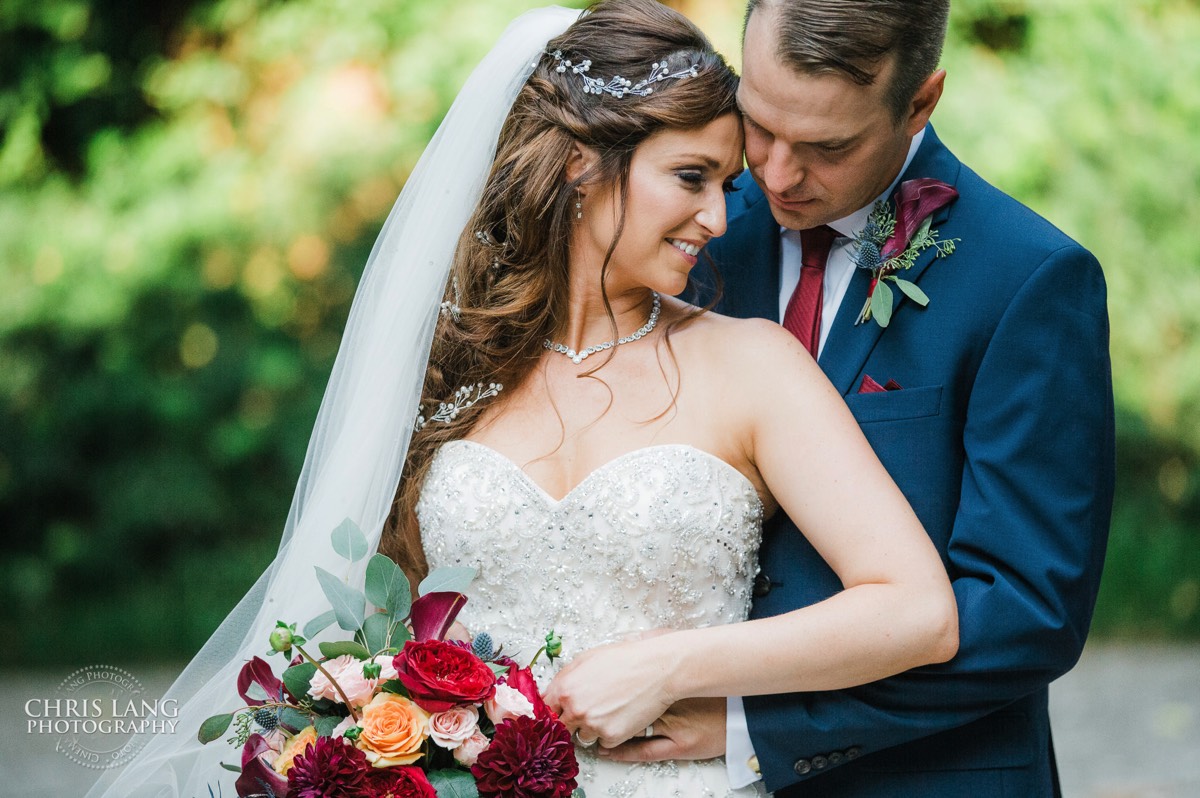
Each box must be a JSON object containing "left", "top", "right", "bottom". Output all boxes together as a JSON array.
[{"left": 758, "top": 138, "right": 806, "bottom": 197}]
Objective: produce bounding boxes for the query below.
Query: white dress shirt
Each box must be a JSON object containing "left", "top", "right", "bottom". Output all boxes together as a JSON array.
[{"left": 724, "top": 128, "right": 925, "bottom": 788}]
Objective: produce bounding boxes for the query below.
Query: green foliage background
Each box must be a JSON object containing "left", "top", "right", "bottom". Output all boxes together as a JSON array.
[{"left": 1, "top": 0, "right": 1196, "bottom": 664}]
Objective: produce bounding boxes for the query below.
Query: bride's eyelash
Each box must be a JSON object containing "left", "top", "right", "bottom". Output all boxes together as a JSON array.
[{"left": 676, "top": 170, "right": 705, "bottom": 189}]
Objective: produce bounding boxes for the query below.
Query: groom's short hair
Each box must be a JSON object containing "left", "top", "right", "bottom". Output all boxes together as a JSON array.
[{"left": 744, "top": 0, "right": 950, "bottom": 122}]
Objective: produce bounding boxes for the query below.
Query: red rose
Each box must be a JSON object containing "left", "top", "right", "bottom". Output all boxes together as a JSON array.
[
  {"left": 364, "top": 765, "right": 438, "bottom": 798},
  {"left": 392, "top": 639, "right": 496, "bottom": 713},
  {"left": 471, "top": 714, "right": 579, "bottom": 798}
]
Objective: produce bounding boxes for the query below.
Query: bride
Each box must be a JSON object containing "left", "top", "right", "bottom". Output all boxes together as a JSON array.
[{"left": 86, "top": 2, "right": 954, "bottom": 796}]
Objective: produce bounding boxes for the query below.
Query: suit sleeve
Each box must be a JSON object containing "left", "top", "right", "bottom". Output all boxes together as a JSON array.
[{"left": 746, "top": 244, "right": 1116, "bottom": 791}]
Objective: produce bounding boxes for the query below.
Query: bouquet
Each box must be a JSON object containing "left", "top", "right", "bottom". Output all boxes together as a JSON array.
[{"left": 199, "top": 519, "right": 579, "bottom": 798}]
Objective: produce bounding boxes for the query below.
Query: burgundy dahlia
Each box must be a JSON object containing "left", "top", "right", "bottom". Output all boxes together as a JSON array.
[
  {"left": 286, "top": 735, "right": 371, "bottom": 797},
  {"left": 471, "top": 714, "right": 579, "bottom": 798},
  {"left": 364, "top": 765, "right": 438, "bottom": 798}
]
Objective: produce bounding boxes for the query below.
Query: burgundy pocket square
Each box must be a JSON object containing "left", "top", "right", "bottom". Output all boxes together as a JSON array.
[{"left": 858, "top": 375, "right": 903, "bottom": 394}]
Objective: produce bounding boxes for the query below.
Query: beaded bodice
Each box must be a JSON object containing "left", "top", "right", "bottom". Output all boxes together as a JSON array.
[
  {"left": 418, "top": 440, "right": 763, "bottom": 677},
  {"left": 418, "top": 440, "right": 767, "bottom": 797}
]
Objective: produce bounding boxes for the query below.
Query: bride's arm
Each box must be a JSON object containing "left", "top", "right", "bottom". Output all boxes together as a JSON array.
[{"left": 545, "top": 319, "right": 957, "bottom": 745}]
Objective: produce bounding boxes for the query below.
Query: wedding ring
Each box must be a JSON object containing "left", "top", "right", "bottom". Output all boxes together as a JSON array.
[
  {"left": 575, "top": 732, "right": 598, "bottom": 748},
  {"left": 644, "top": 723, "right": 654, "bottom": 738}
]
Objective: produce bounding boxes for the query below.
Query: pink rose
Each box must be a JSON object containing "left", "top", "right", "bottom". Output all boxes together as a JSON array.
[
  {"left": 484, "top": 683, "right": 535, "bottom": 726},
  {"left": 453, "top": 729, "right": 491, "bottom": 767},
  {"left": 308, "top": 655, "right": 378, "bottom": 708},
  {"left": 429, "top": 705, "right": 480, "bottom": 749}
]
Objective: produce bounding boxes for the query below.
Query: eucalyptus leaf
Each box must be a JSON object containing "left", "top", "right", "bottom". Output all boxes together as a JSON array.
[
  {"left": 330, "top": 518, "right": 369, "bottom": 563},
  {"left": 487, "top": 662, "right": 511, "bottom": 676},
  {"left": 197, "top": 713, "right": 233, "bottom": 744},
  {"left": 427, "top": 769, "right": 481, "bottom": 798},
  {"left": 418, "top": 566, "right": 478, "bottom": 597},
  {"left": 381, "top": 679, "right": 409, "bottom": 697},
  {"left": 318, "top": 640, "right": 371, "bottom": 660},
  {"left": 279, "top": 707, "right": 312, "bottom": 733},
  {"left": 871, "top": 280, "right": 894, "bottom": 327},
  {"left": 219, "top": 762, "right": 242, "bottom": 773},
  {"left": 282, "top": 662, "right": 317, "bottom": 703},
  {"left": 914, "top": 215, "right": 934, "bottom": 243},
  {"left": 890, "top": 277, "right": 930, "bottom": 306},
  {"left": 315, "top": 566, "right": 367, "bottom": 631},
  {"left": 303, "top": 610, "right": 338, "bottom": 639},
  {"left": 362, "top": 611, "right": 391, "bottom": 655},
  {"left": 365, "top": 553, "right": 412, "bottom": 619},
  {"left": 314, "top": 715, "right": 343, "bottom": 738}
]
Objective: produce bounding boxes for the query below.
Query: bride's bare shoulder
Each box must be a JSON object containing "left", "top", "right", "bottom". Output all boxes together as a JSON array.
[{"left": 672, "top": 304, "right": 815, "bottom": 374}]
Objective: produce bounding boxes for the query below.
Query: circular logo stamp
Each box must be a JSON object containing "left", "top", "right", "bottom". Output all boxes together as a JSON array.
[
  {"left": 56, "top": 665, "right": 147, "bottom": 769},
  {"left": 22, "top": 665, "right": 178, "bottom": 770}
]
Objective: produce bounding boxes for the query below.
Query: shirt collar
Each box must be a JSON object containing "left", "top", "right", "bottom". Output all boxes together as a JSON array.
[{"left": 782, "top": 127, "right": 927, "bottom": 241}]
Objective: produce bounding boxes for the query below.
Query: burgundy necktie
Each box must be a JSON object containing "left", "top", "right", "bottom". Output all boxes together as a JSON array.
[{"left": 782, "top": 225, "right": 839, "bottom": 358}]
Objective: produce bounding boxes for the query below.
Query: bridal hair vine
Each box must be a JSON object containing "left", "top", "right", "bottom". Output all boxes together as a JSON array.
[
  {"left": 544, "top": 49, "right": 699, "bottom": 98},
  {"left": 439, "top": 275, "right": 462, "bottom": 321},
  {"left": 415, "top": 383, "right": 503, "bottom": 431}
]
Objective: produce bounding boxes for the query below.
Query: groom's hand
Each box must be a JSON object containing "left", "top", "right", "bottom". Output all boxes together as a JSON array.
[{"left": 598, "top": 697, "right": 727, "bottom": 762}]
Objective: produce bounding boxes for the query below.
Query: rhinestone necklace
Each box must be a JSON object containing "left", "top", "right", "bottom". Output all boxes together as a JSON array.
[{"left": 543, "top": 292, "right": 661, "bottom": 365}]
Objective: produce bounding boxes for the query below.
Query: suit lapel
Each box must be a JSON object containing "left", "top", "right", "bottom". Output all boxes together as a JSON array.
[
  {"left": 720, "top": 182, "right": 781, "bottom": 321},
  {"left": 818, "top": 125, "right": 963, "bottom": 394}
]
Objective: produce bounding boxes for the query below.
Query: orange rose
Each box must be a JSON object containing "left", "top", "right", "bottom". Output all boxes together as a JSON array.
[
  {"left": 356, "top": 692, "right": 431, "bottom": 767},
  {"left": 272, "top": 725, "right": 318, "bottom": 776}
]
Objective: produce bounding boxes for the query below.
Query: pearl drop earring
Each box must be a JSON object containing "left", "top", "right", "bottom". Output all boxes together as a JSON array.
[{"left": 575, "top": 191, "right": 583, "bottom": 219}]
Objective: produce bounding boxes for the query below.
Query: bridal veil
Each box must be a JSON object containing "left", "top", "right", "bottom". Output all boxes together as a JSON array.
[{"left": 85, "top": 7, "right": 580, "bottom": 796}]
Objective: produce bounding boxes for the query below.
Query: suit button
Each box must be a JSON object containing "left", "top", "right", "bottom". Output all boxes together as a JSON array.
[
  {"left": 828, "top": 751, "right": 845, "bottom": 766},
  {"left": 793, "top": 758, "right": 812, "bottom": 776},
  {"left": 752, "top": 574, "right": 773, "bottom": 597},
  {"left": 846, "top": 746, "right": 862, "bottom": 760},
  {"left": 811, "top": 754, "right": 829, "bottom": 770}
]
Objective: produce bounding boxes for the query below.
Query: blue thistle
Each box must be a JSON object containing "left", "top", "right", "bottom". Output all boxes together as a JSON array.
[
  {"left": 856, "top": 240, "right": 883, "bottom": 271},
  {"left": 252, "top": 707, "right": 279, "bottom": 732},
  {"left": 472, "top": 632, "right": 496, "bottom": 661}
]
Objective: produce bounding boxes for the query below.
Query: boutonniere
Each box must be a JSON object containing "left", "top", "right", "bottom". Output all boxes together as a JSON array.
[{"left": 853, "top": 178, "right": 960, "bottom": 327}]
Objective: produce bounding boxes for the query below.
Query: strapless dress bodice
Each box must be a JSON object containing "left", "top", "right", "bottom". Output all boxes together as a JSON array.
[{"left": 418, "top": 439, "right": 767, "bottom": 797}]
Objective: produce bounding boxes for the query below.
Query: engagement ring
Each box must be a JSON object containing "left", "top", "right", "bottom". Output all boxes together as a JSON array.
[{"left": 576, "top": 731, "right": 598, "bottom": 748}]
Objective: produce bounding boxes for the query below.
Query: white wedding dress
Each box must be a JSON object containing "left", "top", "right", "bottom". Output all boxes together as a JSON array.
[{"left": 419, "top": 439, "right": 768, "bottom": 798}]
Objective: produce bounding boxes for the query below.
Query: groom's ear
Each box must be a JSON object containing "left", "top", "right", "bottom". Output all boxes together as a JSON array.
[
  {"left": 564, "top": 141, "right": 600, "bottom": 190},
  {"left": 904, "top": 68, "right": 946, "bottom": 137}
]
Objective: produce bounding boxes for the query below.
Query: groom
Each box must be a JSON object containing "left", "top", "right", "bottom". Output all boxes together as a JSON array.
[{"left": 608, "top": 0, "right": 1115, "bottom": 795}]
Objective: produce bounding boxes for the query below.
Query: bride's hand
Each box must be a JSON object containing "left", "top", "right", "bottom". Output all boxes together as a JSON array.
[{"left": 543, "top": 633, "right": 680, "bottom": 748}]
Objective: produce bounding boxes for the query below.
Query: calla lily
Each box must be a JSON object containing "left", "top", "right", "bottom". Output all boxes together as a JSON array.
[
  {"left": 881, "top": 178, "right": 959, "bottom": 260},
  {"left": 237, "top": 656, "right": 284, "bottom": 705},
  {"left": 235, "top": 733, "right": 289, "bottom": 798},
  {"left": 409, "top": 591, "right": 468, "bottom": 642}
]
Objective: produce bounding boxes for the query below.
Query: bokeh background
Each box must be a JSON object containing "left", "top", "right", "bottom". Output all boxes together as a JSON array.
[{"left": 1, "top": 0, "right": 1197, "bottom": 670}]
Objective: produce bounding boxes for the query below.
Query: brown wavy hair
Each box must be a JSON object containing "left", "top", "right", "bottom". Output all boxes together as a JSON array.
[
  {"left": 380, "top": 0, "right": 739, "bottom": 581},
  {"left": 744, "top": 0, "right": 949, "bottom": 122}
]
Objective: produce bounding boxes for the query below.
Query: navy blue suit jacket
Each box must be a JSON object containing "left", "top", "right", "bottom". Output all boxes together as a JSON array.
[{"left": 704, "top": 126, "right": 1114, "bottom": 797}]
